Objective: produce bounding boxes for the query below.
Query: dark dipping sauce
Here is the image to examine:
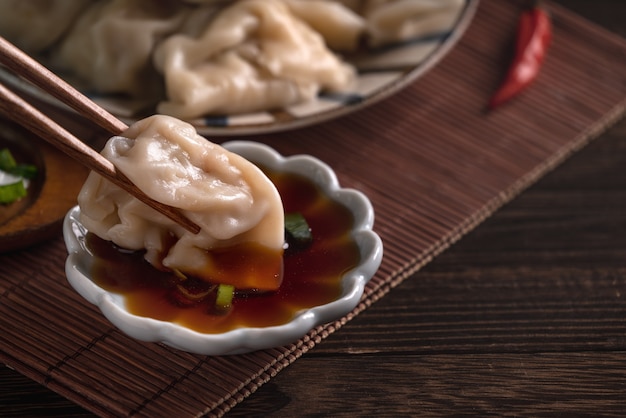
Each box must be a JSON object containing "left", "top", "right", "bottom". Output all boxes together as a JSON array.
[{"left": 86, "top": 166, "right": 361, "bottom": 334}]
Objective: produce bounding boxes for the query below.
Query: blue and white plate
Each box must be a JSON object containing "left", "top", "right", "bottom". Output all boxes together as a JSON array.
[{"left": 0, "top": 0, "right": 477, "bottom": 136}]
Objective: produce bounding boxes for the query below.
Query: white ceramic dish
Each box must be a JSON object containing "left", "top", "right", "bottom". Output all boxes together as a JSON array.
[
  {"left": 63, "top": 141, "right": 383, "bottom": 355},
  {"left": 2, "top": 0, "right": 478, "bottom": 136}
]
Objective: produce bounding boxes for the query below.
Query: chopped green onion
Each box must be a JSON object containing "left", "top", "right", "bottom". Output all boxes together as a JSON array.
[
  {"left": 10, "top": 163, "right": 38, "bottom": 180},
  {"left": 0, "top": 180, "right": 27, "bottom": 204},
  {"left": 172, "top": 268, "right": 188, "bottom": 281},
  {"left": 0, "top": 148, "right": 38, "bottom": 179},
  {"left": 0, "top": 148, "right": 17, "bottom": 170},
  {"left": 215, "top": 284, "right": 235, "bottom": 310},
  {"left": 284, "top": 212, "right": 313, "bottom": 248},
  {"left": 0, "top": 148, "right": 38, "bottom": 204}
]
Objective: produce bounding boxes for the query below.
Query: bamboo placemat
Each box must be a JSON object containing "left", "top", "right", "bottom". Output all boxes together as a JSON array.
[{"left": 2, "top": 0, "right": 626, "bottom": 416}]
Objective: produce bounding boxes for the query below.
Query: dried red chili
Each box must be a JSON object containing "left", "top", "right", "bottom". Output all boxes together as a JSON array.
[{"left": 488, "top": 3, "right": 552, "bottom": 110}]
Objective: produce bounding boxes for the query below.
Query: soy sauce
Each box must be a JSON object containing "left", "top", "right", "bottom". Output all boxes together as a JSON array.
[{"left": 87, "top": 168, "right": 361, "bottom": 334}]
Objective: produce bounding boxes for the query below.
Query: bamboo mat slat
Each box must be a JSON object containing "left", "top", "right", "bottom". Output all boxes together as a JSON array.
[{"left": 2, "top": 0, "right": 626, "bottom": 416}]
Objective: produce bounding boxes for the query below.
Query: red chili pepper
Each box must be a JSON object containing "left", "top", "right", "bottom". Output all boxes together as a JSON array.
[{"left": 488, "top": 3, "right": 552, "bottom": 110}]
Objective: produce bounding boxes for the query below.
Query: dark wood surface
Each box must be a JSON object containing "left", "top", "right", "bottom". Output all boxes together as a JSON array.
[{"left": 2, "top": 1, "right": 626, "bottom": 416}]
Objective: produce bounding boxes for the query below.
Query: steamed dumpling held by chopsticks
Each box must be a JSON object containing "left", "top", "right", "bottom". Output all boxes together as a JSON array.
[{"left": 77, "top": 115, "right": 285, "bottom": 291}]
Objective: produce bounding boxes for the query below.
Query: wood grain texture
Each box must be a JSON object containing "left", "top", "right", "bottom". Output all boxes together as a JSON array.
[
  {"left": 2, "top": 1, "right": 626, "bottom": 417},
  {"left": 230, "top": 353, "right": 626, "bottom": 417}
]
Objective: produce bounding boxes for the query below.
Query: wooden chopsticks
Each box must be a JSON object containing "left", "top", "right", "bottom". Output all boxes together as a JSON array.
[{"left": 0, "top": 36, "right": 200, "bottom": 234}]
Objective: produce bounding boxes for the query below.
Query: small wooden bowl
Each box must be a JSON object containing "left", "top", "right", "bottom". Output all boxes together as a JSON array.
[{"left": 0, "top": 119, "right": 88, "bottom": 252}]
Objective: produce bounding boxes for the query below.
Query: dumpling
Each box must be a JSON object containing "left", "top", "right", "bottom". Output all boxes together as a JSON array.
[
  {"left": 78, "top": 115, "right": 285, "bottom": 291},
  {"left": 0, "top": 0, "right": 90, "bottom": 54},
  {"left": 361, "top": 0, "right": 465, "bottom": 47},
  {"left": 333, "top": 0, "right": 366, "bottom": 11},
  {"left": 176, "top": 0, "right": 228, "bottom": 4},
  {"left": 153, "top": 0, "right": 356, "bottom": 118},
  {"left": 51, "top": 0, "right": 190, "bottom": 99},
  {"left": 284, "top": 0, "right": 366, "bottom": 51}
]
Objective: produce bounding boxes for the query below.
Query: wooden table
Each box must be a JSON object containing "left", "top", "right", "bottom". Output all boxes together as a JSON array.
[{"left": 2, "top": 1, "right": 626, "bottom": 416}]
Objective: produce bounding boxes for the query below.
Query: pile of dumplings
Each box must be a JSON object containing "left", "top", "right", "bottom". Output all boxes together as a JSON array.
[{"left": 0, "top": 0, "right": 463, "bottom": 118}]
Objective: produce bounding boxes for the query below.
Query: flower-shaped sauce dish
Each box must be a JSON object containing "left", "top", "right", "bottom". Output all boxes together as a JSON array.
[{"left": 63, "top": 141, "right": 383, "bottom": 355}]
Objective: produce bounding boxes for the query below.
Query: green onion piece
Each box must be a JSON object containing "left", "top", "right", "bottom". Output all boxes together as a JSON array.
[
  {"left": 0, "top": 180, "right": 27, "bottom": 204},
  {"left": 11, "top": 163, "right": 38, "bottom": 179},
  {"left": 284, "top": 212, "right": 313, "bottom": 248},
  {"left": 0, "top": 148, "right": 37, "bottom": 179},
  {"left": 0, "top": 148, "right": 17, "bottom": 171},
  {"left": 172, "top": 268, "right": 188, "bottom": 281},
  {"left": 215, "top": 284, "right": 235, "bottom": 310}
]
